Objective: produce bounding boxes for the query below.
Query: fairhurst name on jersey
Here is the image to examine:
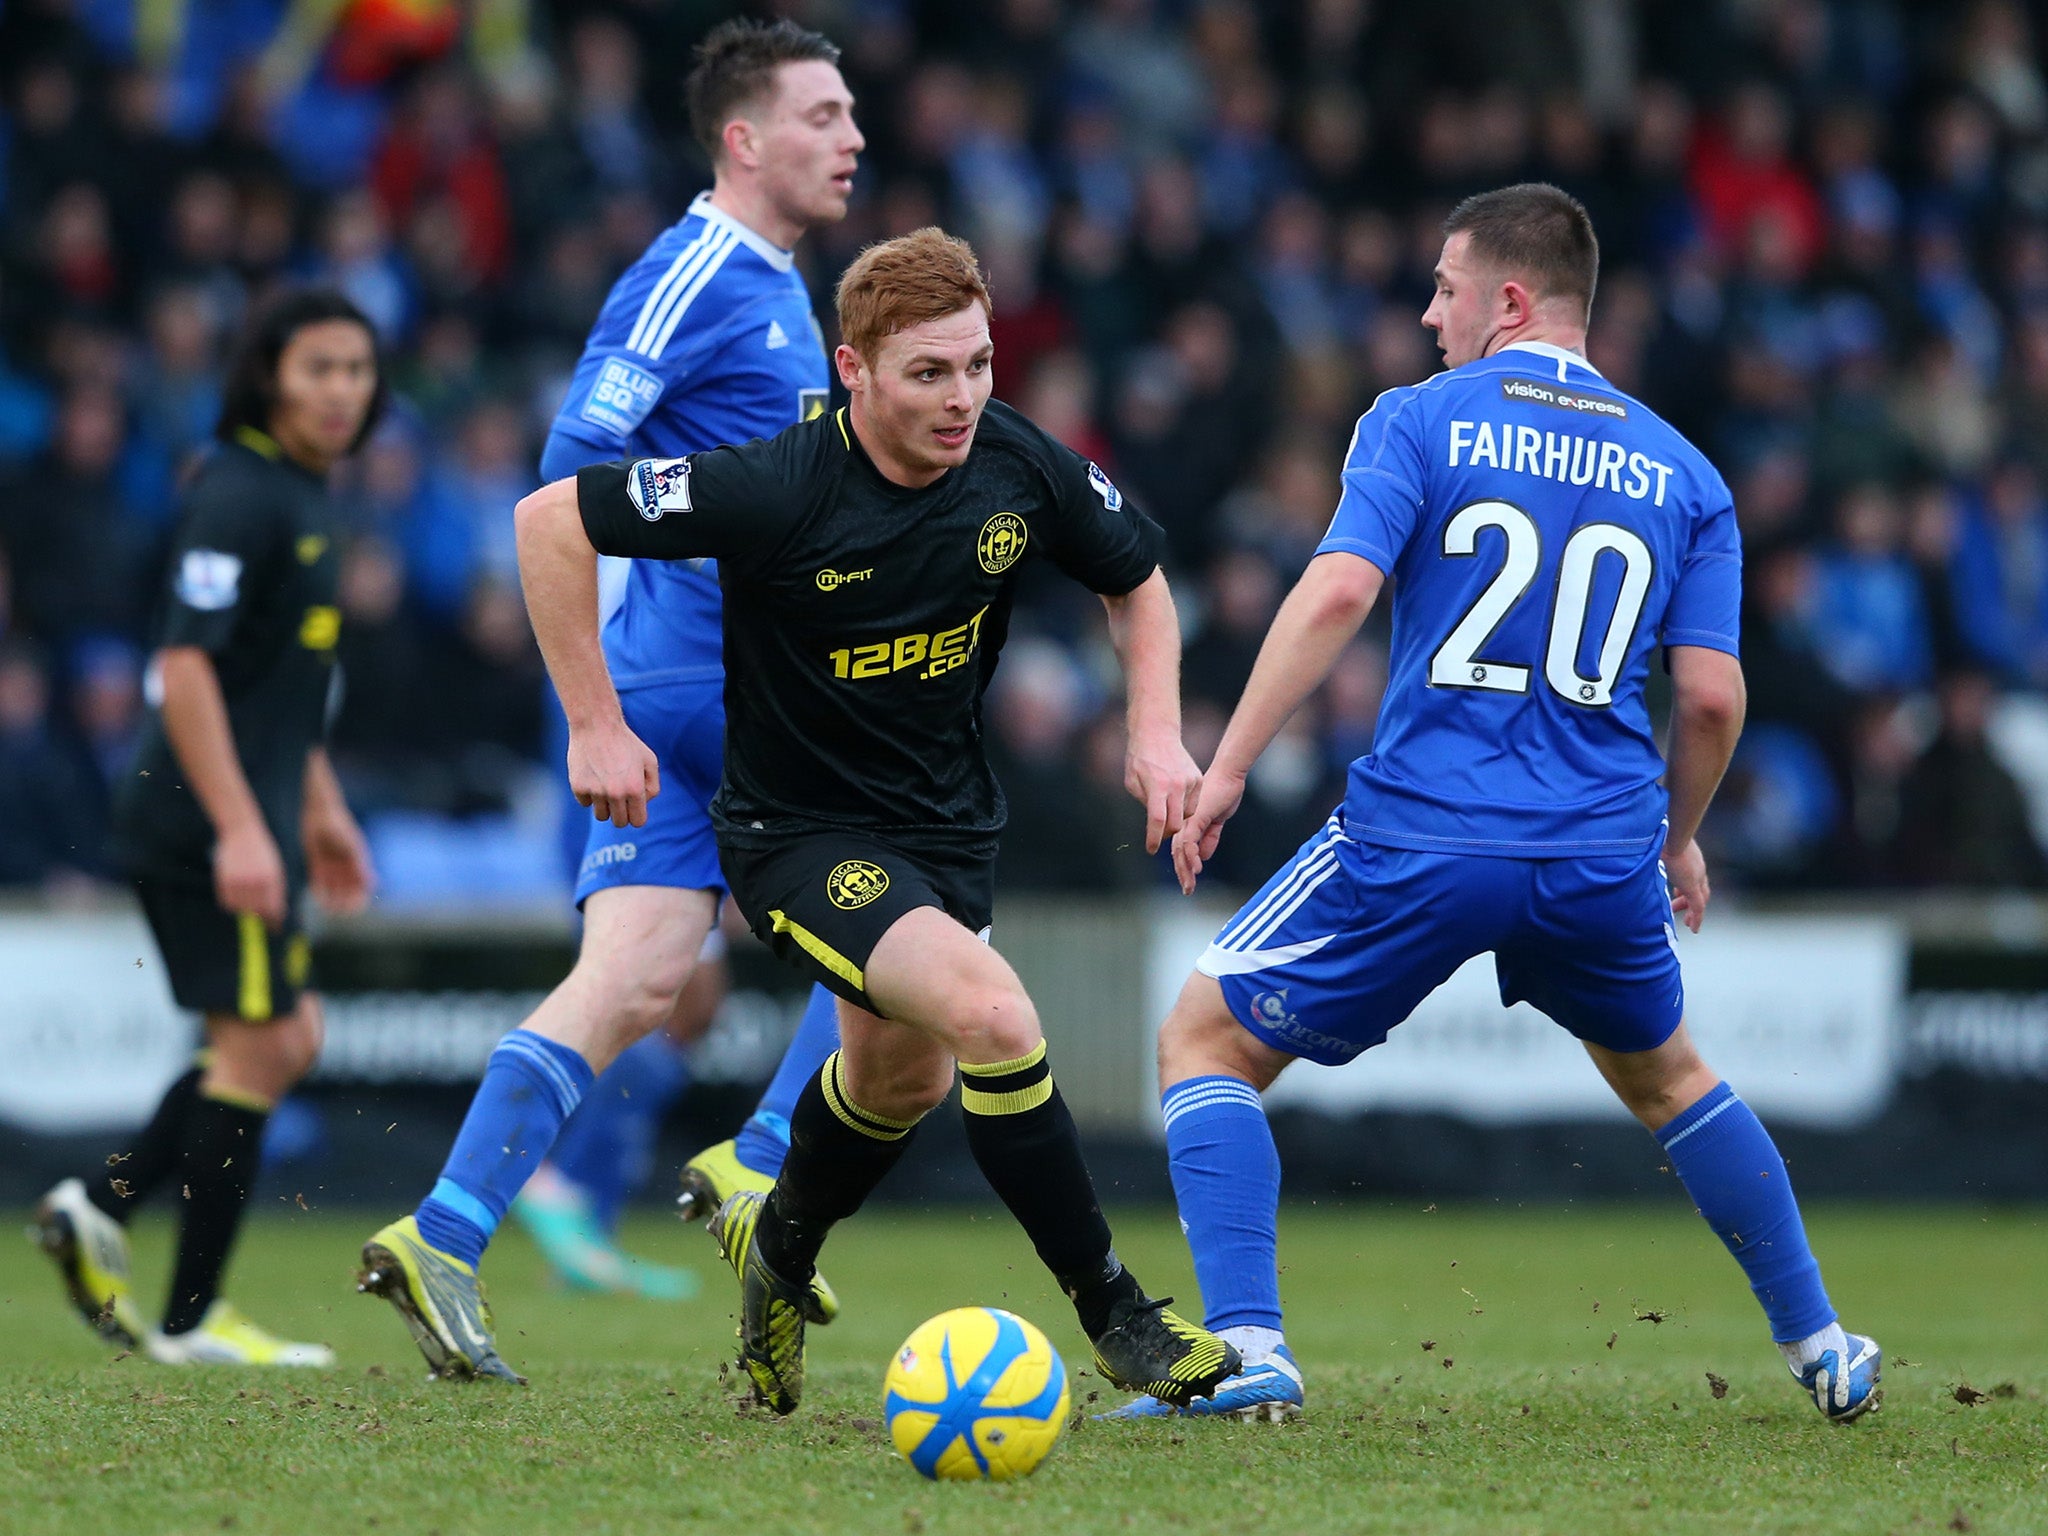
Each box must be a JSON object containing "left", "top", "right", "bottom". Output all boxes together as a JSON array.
[{"left": 1446, "top": 419, "right": 1677, "bottom": 506}]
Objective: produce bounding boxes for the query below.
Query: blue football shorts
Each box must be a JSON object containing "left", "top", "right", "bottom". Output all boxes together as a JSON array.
[
  {"left": 1198, "top": 813, "right": 1685, "bottom": 1064},
  {"left": 574, "top": 679, "right": 726, "bottom": 908}
]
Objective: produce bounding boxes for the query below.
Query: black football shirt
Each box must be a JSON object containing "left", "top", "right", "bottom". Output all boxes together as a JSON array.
[
  {"left": 116, "top": 429, "right": 342, "bottom": 885},
  {"left": 577, "top": 400, "right": 1162, "bottom": 845}
]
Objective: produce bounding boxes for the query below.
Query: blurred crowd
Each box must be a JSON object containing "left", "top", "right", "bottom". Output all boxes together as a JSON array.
[{"left": 5, "top": 0, "right": 2048, "bottom": 902}]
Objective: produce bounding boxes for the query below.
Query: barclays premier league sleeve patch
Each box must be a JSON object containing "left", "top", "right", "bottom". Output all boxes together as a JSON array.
[
  {"left": 174, "top": 548, "right": 243, "bottom": 611},
  {"left": 1086, "top": 461, "right": 1123, "bottom": 510},
  {"left": 580, "top": 358, "right": 664, "bottom": 436},
  {"left": 626, "top": 457, "right": 692, "bottom": 521}
]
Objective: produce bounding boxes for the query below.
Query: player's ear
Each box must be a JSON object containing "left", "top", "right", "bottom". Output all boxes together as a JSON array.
[
  {"left": 1499, "top": 277, "right": 1534, "bottom": 331},
  {"left": 722, "top": 115, "right": 758, "bottom": 171},
  {"left": 834, "top": 343, "right": 867, "bottom": 393}
]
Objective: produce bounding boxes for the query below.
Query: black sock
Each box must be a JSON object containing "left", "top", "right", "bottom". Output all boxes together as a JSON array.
[
  {"left": 160, "top": 1088, "right": 269, "bottom": 1336},
  {"left": 958, "top": 1042, "right": 1137, "bottom": 1336},
  {"left": 87, "top": 1065, "right": 204, "bottom": 1222},
  {"left": 756, "top": 1051, "right": 922, "bottom": 1282}
]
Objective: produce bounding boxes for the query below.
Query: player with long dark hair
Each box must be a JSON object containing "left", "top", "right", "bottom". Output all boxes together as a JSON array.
[{"left": 34, "top": 288, "right": 382, "bottom": 1366}]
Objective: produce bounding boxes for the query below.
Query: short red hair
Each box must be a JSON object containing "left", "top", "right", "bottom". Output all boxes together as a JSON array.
[{"left": 834, "top": 227, "right": 992, "bottom": 360}]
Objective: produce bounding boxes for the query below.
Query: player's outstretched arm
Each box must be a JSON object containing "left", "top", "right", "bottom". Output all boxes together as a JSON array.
[
  {"left": 1174, "top": 552, "right": 1386, "bottom": 894},
  {"left": 513, "top": 476, "right": 659, "bottom": 828},
  {"left": 1663, "top": 645, "right": 1746, "bottom": 932},
  {"left": 1102, "top": 568, "right": 1202, "bottom": 854}
]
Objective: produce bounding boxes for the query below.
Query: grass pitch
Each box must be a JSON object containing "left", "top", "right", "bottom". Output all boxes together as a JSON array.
[{"left": 3, "top": 1202, "right": 2043, "bottom": 1536}]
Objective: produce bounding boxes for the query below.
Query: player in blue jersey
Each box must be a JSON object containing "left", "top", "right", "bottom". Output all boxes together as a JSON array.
[
  {"left": 1110, "top": 185, "right": 1879, "bottom": 1425},
  {"left": 505, "top": 17, "right": 861, "bottom": 1300},
  {"left": 356, "top": 19, "right": 860, "bottom": 1379}
]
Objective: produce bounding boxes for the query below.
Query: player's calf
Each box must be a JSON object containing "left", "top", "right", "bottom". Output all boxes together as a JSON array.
[{"left": 1595, "top": 1041, "right": 1879, "bottom": 1426}]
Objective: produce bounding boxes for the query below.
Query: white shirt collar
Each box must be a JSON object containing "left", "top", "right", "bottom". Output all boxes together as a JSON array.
[
  {"left": 1500, "top": 340, "right": 1602, "bottom": 381},
  {"left": 690, "top": 192, "right": 796, "bottom": 272}
]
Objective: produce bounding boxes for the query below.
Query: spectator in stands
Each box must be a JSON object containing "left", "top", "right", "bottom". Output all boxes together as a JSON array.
[
  {"left": 1184, "top": 546, "right": 1282, "bottom": 714},
  {"left": 1951, "top": 457, "right": 2048, "bottom": 685},
  {"left": 68, "top": 634, "right": 142, "bottom": 808},
  {"left": 0, "top": 640, "right": 104, "bottom": 886},
  {"left": 0, "top": 383, "right": 152, "bottom": 645},
  {"left": 1810, "top": 482, "right": 1933, "bottom": 693},
  {"left": 987, "top": 639, "right": 1125, "bottom": 892},
  {"left": 329, "top": 535, "right": 435, "bottom": 813},
  {"left": 426, "top": 576, "right": 545, "bottom": 813},
  {"left": 432, "top": 397, "right": 534, "bottom": 587},
  {"left": 1894, "top": 667, "right": 2048, "bottom": 888},
  {"left": 132, "top": 283, "right": 226, "bottom": 496}
]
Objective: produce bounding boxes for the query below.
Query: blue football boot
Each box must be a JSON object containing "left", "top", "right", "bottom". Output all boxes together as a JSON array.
[
  {"left": 1101, "top": 1342, "right": 1302, "bottom": 1422},
  {"left": 1794, "top": 1331, "right": 1881, "bottom": 1423}
]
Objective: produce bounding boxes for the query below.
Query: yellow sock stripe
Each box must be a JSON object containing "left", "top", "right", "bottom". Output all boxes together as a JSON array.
[
  {"left": 201, "top": 1081, "right": 276, "bottom": 1114},
  {"left": 961, "top": 1077, "right": 1055, "bottom": 1116},
  {"left": 831, "top": 1053, "right": 920, "bottom": 1129},
  {"left": 959, "top": 1041, "right": 1054, "bottom": 1117},
  {"left": 769, "top": 910, "right": 864, "bottom": 994},
  {"left": 820, "top": 1052, "right": 912, "bottom": 1141},
  {"left": 285, "top": 934, "right": 312, "bottom": 989},
  {"left": 959, "top": 1040, "right": 1047, "bottom": 1079},
  {"left": 236, "top": 912, "right": 271, "bottom": 1021}
]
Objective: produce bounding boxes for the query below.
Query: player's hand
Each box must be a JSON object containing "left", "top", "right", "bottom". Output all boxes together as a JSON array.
[
  {"left": 1172, "top": 768, "right": 1246, "bottom": 896},
  {"left": 215, "top": 820, "right": 289, "bottom": 931},
  {"left": 1125, "top": 728, "right": 1203, "bottom": 856},
  {"left": 569, "top": 717, "right": 660, "bottom": 828},
  {"left": 1666, "top": 837, "right": 1710, "bottom": 933},
  {"left": 304, "top": 808, "right": 375, "bottom": 916}
]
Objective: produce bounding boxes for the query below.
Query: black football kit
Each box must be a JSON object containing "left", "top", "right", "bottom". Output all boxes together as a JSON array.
[
  {"left": 577, "top": 399, "right": 1162, "bottom": 1010},
  {"left": 114, "top": 426, "right": 341, "bottom": 1020}
]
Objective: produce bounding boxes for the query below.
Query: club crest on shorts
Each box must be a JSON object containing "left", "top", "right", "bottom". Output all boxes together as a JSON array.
[
  {"left": 827, "top": 859, "right": 891, "bottom": 909},
  {"left": 626, "top": 457, "right": 692, "bottom": 520},
  {"left": 977, "top": 512, "right": 1028, "bottom": 574}
]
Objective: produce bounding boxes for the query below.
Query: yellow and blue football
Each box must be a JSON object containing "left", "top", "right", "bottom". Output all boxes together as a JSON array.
[{"left": 882, "top": 1306, "right": 1070, "bottom": 1481}]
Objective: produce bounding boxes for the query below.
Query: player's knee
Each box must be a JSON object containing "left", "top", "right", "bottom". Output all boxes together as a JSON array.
[
  {"left": 279, "top": 995, "right": 323, "bottom": 1081},
  {"left": 1157, "top": 974, "right": 1252, "bottom": 1086},
  {"left": 580, "top": 945, "right": 692, "bottom": 1044},
  {"left": 936, "top": 982, "right": 1040, "bottom": 1065},
  {"left": 1601, "top": 1037, "right": 1716, "bottom": 1129},
  {"left": 865, "top": 1055, "right": 956, "bottom": 1121}
]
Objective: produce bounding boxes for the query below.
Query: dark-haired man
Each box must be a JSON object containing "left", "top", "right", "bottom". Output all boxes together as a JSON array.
[
  {"left": 358, "top": 19, "right": 860, "bottom": 1371},
  {"left": 1111, "top": 183, "right": 1881, "bottom": 1424},
  {"left": 476, "top": 226, "right": 1240, "bottom": 1417},
  {"left": 33, "top": 289, "right": 380, "bottom": 1367}
]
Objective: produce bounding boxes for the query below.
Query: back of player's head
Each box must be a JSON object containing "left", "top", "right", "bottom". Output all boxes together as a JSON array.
[
  {"left": 686, "top": 18, "right": 842, "bottom": 164},
  {"left": 1443, "top": 182, "right": 1600, "bottom": 320},
  {"left": 217, "top": 286, "right": 387, "bottom": 453},
  {"left": 835, "top": 227, "right": 993, "bottom": 360}
]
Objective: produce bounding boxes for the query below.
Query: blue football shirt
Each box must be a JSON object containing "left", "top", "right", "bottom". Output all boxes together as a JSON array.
[
  {"left": 1318, "top": 340, "right": 1742, "bottom": 857},
  {"left": 543, "top": 192, "right": 831, "bottom": 690}
]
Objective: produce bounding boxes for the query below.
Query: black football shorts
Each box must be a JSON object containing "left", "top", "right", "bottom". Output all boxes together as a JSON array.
[
  {"left": 137, "top": 877, "right": 309, "bottom": 1022},
  {"left": 719, "top": 831, "right": 996, "bottom": 1016}
]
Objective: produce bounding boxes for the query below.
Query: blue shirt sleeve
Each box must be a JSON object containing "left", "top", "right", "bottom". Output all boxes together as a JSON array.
[
  {"left": 546, "top": 344, "right": 671, "bottom": 466},
  {"left": 1661, "top": 485, "right": 1743, "bottom": 656},
  {"left": 1314, "top": 387, "right": 1430, "bottom": 575}
]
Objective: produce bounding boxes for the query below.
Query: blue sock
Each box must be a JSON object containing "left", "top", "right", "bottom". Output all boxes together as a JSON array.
[
  {"left": 551, "top": 1032, "right": 693, "bottom": 1231},
  {"left": 733, "top": 985, "right": 841, "bottom": 1177},
  {"left": 1656, "top": 1081, "right": 1836, "bottom": 1343},
  {"left": 1161, "top": 1075, "right": 1283, "bottom": 1332},
  {"left": 415, "top": 1030, "right": 595, "bottom": 1269}
]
